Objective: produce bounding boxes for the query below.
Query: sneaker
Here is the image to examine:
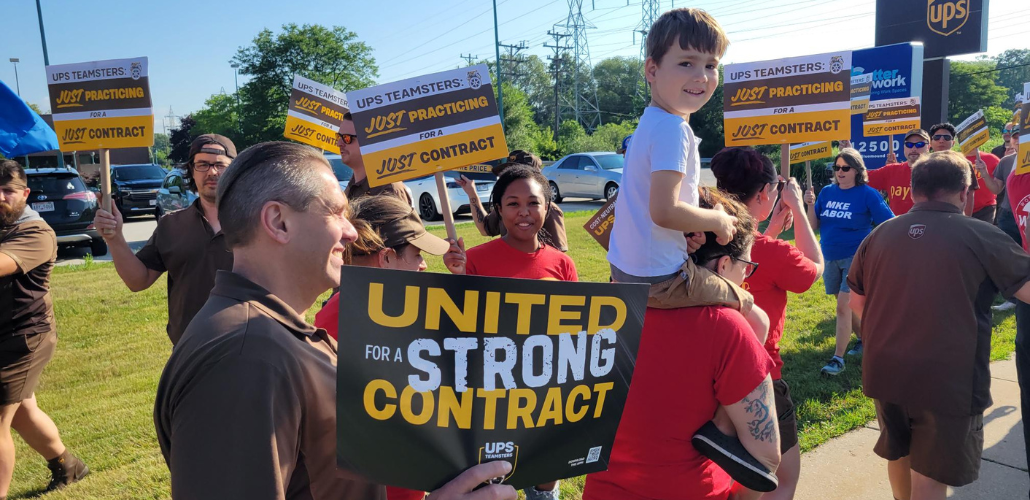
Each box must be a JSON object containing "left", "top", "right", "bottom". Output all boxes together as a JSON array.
[
  {"left": 847, "top": 340, "right": 863, "bottom": 356},
  {"left": 821, "top": 356, "right": 845, "bottom": 376},
  {"left": 994, "top": 301, "right": 1017, "bottom": 311},
  {"left": 524, "top": 483, "right": 561, "bottom": 500},
  {"left": 46, "top": 453, "right": 89, "bottom": 491},
  {"left": 691, "top": 421, "right": 778, "bottom": 492}
]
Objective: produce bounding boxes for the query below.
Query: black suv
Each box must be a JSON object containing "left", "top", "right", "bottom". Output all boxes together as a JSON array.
[
  {"left": 24, "top": 168, "right": 107, "bottom": 256},
  {"left": 111, "top": 163, "right": 166, "bottom": 216}
]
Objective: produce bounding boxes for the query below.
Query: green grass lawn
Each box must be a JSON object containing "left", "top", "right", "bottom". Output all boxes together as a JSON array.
[{"left": 14, "top": 211, "right": 1017, "bottom": 499}]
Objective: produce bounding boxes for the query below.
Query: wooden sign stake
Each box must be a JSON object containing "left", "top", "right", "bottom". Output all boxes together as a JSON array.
[
  {"left": 805, "top": 160, "right": 813, "bottom": 191},
  {"left": 99, "top": 148, "right": 114, "bottom": 236},
  {"left": 780, "top": 146, "right": 790, "bottom": 178},
  {"left": 435, "top": 172, "right": 458, "bottom": 241}
]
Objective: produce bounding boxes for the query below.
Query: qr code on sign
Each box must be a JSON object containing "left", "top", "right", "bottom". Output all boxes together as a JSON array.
[{"left": 586, "top": 446, "right": 602, "bottom": 464}]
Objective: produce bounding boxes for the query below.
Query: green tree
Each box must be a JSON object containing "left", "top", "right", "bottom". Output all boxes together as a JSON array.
[
  {"left": 497, "top": 83, "right": 542, "bottom": 153},
  {"left": 688, "top": 66, "right": 725, "bottom": 158},
  {"left": 27, "top": 103, "right": 44, "bottom": 115},
  {"left": 152, "top": 133, "right": 171, "bottom": 167},
  {"left": 232, "top": 24, "right": 378, "bottom": 146},
  {"left": 593, "top": 56, "right": 646, "bottom": 125},
  {"left": 994, "top": 49, "right": 1030, "bottom": 108},
  {"left": 192, "top": 93, "right": 241, "bottom": 144},
  {"left": 168, "top": 115, "right": 196, "bottom": 164},
  {"left": 949, "top": 60, "right": 1008, "bottom": 126}
]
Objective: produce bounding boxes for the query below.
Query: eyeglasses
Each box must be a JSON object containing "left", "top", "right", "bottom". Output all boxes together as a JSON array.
[
  {"left": 932, "top": 134, "right": 953, "bottom": 141},
  {"left": 832, "top": 165, "right": 852, "bottom": 172},
  {"left": 905, "top": 141, "right": 927, "bottom": 149},
  {"left": 734, "top": 257, "right": 759, "bottom": 278},
  {"left": 1003, "top": 129, "right": 1014, "bottom": 135},
  {"left": 193, "top": 162, "right": 230, "bottom": 172},
  {"left": 337, "top": 133, "right": 358, "bottom": 145}
]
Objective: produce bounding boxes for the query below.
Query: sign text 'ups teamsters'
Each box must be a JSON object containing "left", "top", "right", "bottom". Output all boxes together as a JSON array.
[
  {"left": 862, "top": 97, "right": 922, "bottom": 137},
  {"left": 283, "top": 75, "right": 350, "bottom": 151},
  {"left": 46, "top": 57, "right": 153, "bottom": 151},
  {"left": 336, "top": 267, "right": 648, "bottom": 491},
  {"left": 956, "top": 109, "right": 990, "bottom": 156},
  {"left": 723, "top": 51, "right": 852, "bottom": 147},
  {"left": 346, "top": 64, "right": 508, "bottom": 187}
]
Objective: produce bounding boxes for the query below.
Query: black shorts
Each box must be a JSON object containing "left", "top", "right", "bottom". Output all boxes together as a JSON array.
[
  {"left": 0, "top": 331, "right": 56, "bottom": 405},
  {"left": 873, "top": 400, "right": 984, "bottom": 487},
  {"left": 773, "top": 379, "right": 799, "bottom": 453}
]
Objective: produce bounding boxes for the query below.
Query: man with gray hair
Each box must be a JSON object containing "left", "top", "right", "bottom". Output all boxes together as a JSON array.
[
  {"left": 153, "top": 142, "right": 516, "bottom": 500},
  {"left": 847, "top": 150, "right": 1030, "bottom": 500}
]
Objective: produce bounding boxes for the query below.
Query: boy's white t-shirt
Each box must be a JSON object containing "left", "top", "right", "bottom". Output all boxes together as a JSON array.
[{"left": 607, "top": 106, "right": 700, "bottom": 278}]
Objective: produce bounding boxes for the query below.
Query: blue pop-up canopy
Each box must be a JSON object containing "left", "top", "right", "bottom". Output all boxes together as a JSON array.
[{"left": 0, "top": 79, "right": 59, "bottom": 157}]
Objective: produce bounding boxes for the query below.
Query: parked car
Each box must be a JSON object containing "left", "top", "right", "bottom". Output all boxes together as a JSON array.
[
  {"left": 24, "top": 167, "right": 107, "bottom": 256},
  {"left": 327, "top": 153, "right": 415, "bottom": 209},
  {"left": 155, "top": 168, "right": 198, "bottom": 220},
  {"left": 110, "top": 163, "right": 166, "bottom": 216},
  {"left": 541, "top": 152, "right": 623, "bottom": 202},
  {"left": 405, "top": 170, "right": 495, "bottom": 221}
]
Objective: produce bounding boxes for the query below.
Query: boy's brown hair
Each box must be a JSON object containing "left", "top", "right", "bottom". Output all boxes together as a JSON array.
[{"left": 646, "top": 8, "right": 729, "bottom": 65}]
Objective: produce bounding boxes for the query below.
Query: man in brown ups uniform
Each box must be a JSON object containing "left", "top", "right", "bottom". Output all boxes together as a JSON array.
[{"left": 0, "top": 160, "right": 88, "bottom": 497}]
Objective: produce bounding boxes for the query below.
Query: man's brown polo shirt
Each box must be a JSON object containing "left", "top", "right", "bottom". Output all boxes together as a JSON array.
[
  {"left": 483, "top": 202, "right": 569, "bottom": 252},
  {"left": 154, "top": 271, "right": 385, "bottom": 500},
  {"left": 848, "top": 201, "right": 1030, "bottom": 416},
  {"left": 136, "top": 200, "right": 233, "bottom": 344},
  {"left": 0, "top": 209, "right": 56, "bottom": 337},
  {"left": 344, "top": 176, "right": 412, "bottom": 207}
]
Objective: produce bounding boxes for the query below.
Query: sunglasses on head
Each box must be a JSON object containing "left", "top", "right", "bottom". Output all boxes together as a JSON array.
[
  {"left": 932, "top": 134, "right": 953, "bottom": 141},
  {"left": 832, "top": 165, "right": 852, "bottom": 172},
  {"left": 337, "top": 133, "right": 357, "bottom": 145},
  {"left": 905, "top": 141, "right": 927, "bottom": 149}
]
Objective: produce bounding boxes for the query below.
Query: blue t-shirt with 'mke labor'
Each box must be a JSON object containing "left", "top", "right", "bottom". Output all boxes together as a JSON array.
[{"left": 815, "top": 184, "right": 894, "bottom": 261}]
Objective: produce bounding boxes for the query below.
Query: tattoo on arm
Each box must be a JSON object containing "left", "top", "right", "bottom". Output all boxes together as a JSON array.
[
  {"left": 742, "top": 381, "right": 776, "bottom": 442},
  {"left": 475, "top": 205, "right": 487, "bottom": 223}
]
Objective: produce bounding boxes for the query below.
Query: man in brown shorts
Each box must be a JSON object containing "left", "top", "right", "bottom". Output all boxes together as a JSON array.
[
  {"left": 847, "top": 150, "right": 1030, "bottom": 500},
  {"left": 0, "top": 161, "right": 88, "bottom": 497}
]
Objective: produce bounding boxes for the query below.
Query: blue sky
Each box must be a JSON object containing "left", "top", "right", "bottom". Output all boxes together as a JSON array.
[{"left": 1, "top": 0, "right": 1025, "bottom": 134}]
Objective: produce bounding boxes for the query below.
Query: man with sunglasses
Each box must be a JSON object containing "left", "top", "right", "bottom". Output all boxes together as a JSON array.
[
  {"left": 991, "top": 122, "right": 1016, "bottom": 159},
  {"left": 337, "top": 113, "right": 412, "bottom": 207},
  {"left": 929, "top": 123, "right": 1000, "bottom": 222},
  {"left": 94, "top": 135, "right": 236, "bottom": 345},
  {"left": 866, "top": 129, "right": 931, "bottom": 215}
]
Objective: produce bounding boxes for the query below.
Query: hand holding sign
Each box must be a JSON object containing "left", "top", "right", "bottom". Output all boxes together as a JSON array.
[
  {"left": 974, "top": 150, "right": 989, "bottom": 177},
  {"left": 426, "top": 461, "right": 517, "bottom": 500},
  {"left": 886, "top": 150, "right": 898, "bottom": 164},
  {"left": 457, "top": 175, "right": 478, "bottom": 199},
  {"left": 443, "top": 237, "right": 467, "bottom": 275},
  {"left": 804, "top": 189, "right": 816, "bottom": 206}
]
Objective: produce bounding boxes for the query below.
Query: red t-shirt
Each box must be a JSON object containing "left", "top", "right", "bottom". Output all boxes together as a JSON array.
[
  {"left": 867, "top": 162, "right": 915, "bottom": 215},
  {"left": 971, "top": 153, "right": 1000, "bottom": 213},
  {"left": 314, "top": 297, "right": 431, "bottom": 500},
  {"left": 745, "top": 233, "right": 820, "bottom": 380},
  {"left": 466, "top": 238, "right": 578, "bottom": 281},
  {"left": 1007, "top": 167, "right": 1030, "bottom": 253},
  {"left": 583, "top": 307, "right": 773, "bottom": 500}
]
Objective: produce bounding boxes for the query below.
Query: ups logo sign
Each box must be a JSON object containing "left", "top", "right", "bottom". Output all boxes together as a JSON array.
[{"left": 927, "top": 0, "right": 969, "bottom": 36}]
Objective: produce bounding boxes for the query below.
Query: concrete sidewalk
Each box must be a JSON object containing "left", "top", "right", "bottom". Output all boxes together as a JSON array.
[{"left": 796, "top": 357, "right": 1029, "bottom": 499}]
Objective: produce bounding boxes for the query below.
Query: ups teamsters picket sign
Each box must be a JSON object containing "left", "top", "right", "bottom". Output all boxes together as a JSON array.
[
  {"left": 335, "top": 266, "right": 648, "bottom": 490},
  {"left": 46, "top": 57, "right": 154, "bottom": 151},
  {"left": 346, "top": 64, "right": 509, "bottom": 187},
  {"left": 283, "top": 75, "right": 350, "bottom": 151},
  {"left": 723, "top": 51, "right": 852, "bottom": 146}
]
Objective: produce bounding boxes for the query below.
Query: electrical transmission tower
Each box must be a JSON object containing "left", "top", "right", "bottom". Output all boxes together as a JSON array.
[
  {"left": 635, "top": 0, "right": 661, "bottom": 103},
  {"left": 556, "top": 0, "right": 602, "bottom": 131},
  {"left": 545, "top": 30, "right": 571, "bottom": 141}
]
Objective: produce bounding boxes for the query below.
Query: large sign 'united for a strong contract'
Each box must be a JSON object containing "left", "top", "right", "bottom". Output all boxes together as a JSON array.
[
  {"left": 46, "top": 57, "right": 153, "bottom": 151},
  {"left": 723, "top": 51, "right": 852, "bottom": 146}
]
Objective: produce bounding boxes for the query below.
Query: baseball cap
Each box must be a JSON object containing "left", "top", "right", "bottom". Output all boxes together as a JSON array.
[
  {"left": 903, "top": 129, "right": 930, "bottom": 143},
  {"left": 376, "top": 206, "right": 450, "bottom": 256},
  {"left": 617, "top": 135, "right": 633, "bottom": 154},
  {"left": 188, "top": 134, "right": 238, "bottom": 163},
  {"left": 493, "top": 150, "right": 542, "bottom": 176}
]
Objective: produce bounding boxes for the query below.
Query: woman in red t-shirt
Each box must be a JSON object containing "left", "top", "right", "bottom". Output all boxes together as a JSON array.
[
  {"left": 444, "top": 165, "right": 574, "bottom": 499},
  {"left": 711, "top": 147, "right": 823, "bottom": 500},
  {"left": 313, "top": 195, "right": 449, "bottom": 500},
  {"left": 583, "top": 191, "right": 779, "bottom": 500}
]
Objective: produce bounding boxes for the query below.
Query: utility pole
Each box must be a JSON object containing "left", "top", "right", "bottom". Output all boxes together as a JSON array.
[
  {"left": 492, "top": 0, "right": 504, "bottom": 127},
  {"left": 498, "top": 40, "right": 529, "bottom": 86},
  {"left": 230, "top": 63, "right": 242, "bottom": 136},
  {"left": 9, "top": 58, "right": 20, "bottom": 96},
  {"left": 35, "top": 0, "right": 64, "bottom": 168},
  {"left": 545, "top": 30, "right": 571, "bottom": 142},
  {"left": 460, "top": 54, "right": 478, "bottom": 66}
]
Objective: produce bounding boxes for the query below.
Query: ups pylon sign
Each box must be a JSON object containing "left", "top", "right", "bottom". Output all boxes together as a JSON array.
[{"left": 875, "top": 0, "right": 987, "bottom": 59}]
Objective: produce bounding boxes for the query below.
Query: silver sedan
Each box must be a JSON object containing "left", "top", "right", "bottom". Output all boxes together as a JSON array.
[{"left": 542, "top": 152, "right": 623, "bottom": 202}]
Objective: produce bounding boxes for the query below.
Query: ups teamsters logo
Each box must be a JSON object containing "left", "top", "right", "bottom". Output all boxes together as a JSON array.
[
  {"left": 927, "top": 0, "right": 969, "bottom": 37},
  {"left": 829, "top": 56, "right": 845, "bottom": 75},
  {"left": 478, "top": 441, "right": 517, "bottom": 483},
  {"left": 130, "top": 62, "right": 142, "bottom": 80},
  {"left": 908, "top": 224, "right": 926, "bottom": 240},
  {"left": 467, "top": 70, "right": 483, "bottom": 90}
]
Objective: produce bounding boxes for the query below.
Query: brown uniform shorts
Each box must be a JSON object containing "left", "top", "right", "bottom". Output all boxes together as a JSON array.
[
  {"left": 773, "top": 379, "right": 799, "bottom": 453},
  {"left": 873, "top": 400, "right": 984, "bottom": 487},
  {"left": 627, "top": 259, "right": 754, "bottom": 314},
  {"left": 0, "top": 331, "right": 56, "bottom": 405}
]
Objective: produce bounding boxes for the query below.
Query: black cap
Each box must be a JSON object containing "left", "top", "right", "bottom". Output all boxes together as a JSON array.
[{"left": 188, "top": 134, "right": 237, "bottom": 163}]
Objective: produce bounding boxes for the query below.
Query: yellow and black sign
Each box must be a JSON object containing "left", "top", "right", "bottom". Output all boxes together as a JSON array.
[
  {"left": 789, "top": 142, "right": 832, "bottom": 164},
  {"left": 46, "top": 57, "right": 153, "bottom": 151},
  {"left": 1017, "top": 102, "right": 1030, "bottom": 176},
  {"left": 724, "top": 51, "right": 851, "bottom": 146},
  {"left": 863, "top": 97, "right": 921, "bottom": 137},
  {"left": 347, "top": 64, "right": 509, "bottom": 187},
  {"left": 583, "top": 193, "right": 617, "bottom": 250},
  {"left": 456, "top": 163, "right": 493, "bottom": 174},
  {"left": 956, "top": 109, "right": 989, "bottom": 156},
  {"left": 336, "top": 266, "right": 647, "bottom": 491},
  {"left": 283, "top": 75, "right": 350, "bottom": 151}
]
